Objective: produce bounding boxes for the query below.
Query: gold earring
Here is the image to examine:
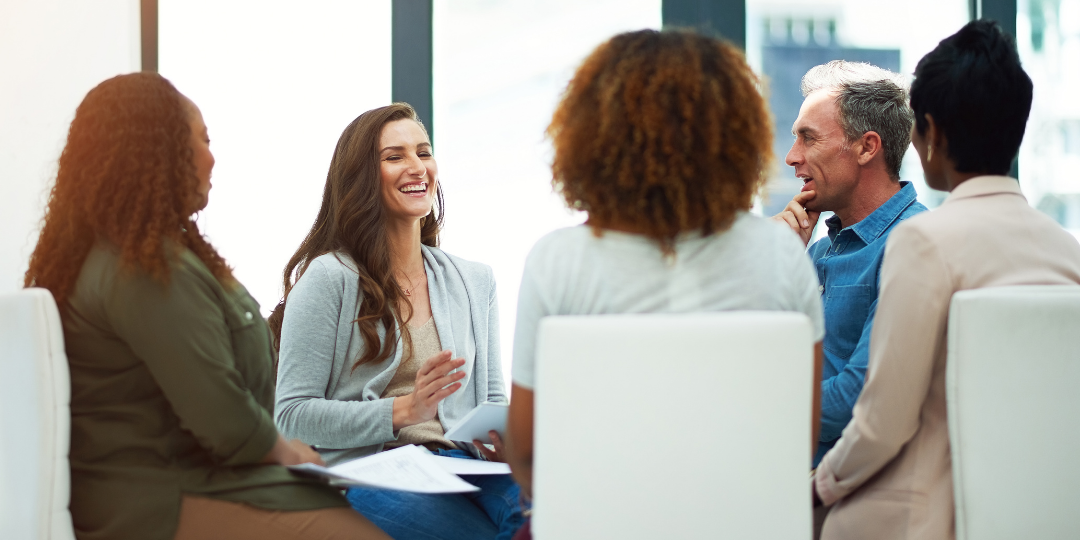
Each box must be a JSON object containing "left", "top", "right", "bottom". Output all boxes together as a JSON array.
[{"left": 927, "top": 145, "right": 934, "bottom": 163}]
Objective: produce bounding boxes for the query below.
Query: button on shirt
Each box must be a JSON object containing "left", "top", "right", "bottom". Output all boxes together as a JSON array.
[{"left": 809, "top": 181, "right": 926, "bottom": 466}]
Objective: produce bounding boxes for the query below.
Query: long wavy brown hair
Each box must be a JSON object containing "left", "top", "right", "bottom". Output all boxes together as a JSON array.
[
  {"left": 268, "top": 103, "right": 443, "bottom": 368},
  {"left": 25, "top": 73, "right": 233, "bottom": 307},
  {"left": 549, "top": 29, "right": 773, "bottom": 249}
]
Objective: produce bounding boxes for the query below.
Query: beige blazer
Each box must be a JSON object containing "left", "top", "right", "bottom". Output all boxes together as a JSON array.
[{"left": 815, "top": 176, "right": 1080, "bottom": 540}]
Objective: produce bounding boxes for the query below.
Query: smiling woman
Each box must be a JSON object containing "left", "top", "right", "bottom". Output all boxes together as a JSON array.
[{"left": 270, "top": 103, "right": 526, "bottom": 540}]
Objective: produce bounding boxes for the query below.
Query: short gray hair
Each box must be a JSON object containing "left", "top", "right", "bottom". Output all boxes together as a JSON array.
[{"left": 801, "top": 60, "right": 914, "bottom": 180}]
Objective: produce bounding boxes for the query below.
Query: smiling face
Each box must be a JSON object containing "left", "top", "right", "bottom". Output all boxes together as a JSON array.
[
  {"left": 183, "top": 97, "right": 214, "bottom": 213},
  {"left": 379, "top": 119, "right": 437, "bottom": 223},
  {"left": 785, "top": 90, "right": 861, "bottom": 215}
]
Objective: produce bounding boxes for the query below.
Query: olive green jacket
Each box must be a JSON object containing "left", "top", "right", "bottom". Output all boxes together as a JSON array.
[{"left": 63, "top": 244, "right": 346, "bottom": 540}]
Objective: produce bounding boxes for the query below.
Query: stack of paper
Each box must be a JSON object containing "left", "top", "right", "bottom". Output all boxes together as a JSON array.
[
  {"left": 429, "top": 455, "right": 511, "bottom": 476},
  {"left": 288, "top": 444, "right": 510, "bottom": 494}
]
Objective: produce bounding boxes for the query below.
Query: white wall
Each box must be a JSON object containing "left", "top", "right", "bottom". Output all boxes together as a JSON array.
[
  {"left": 0, "top": 0, "right": 140, "bottom": 293},
  {"left": 0, "top": 1, "right": 139, "bottom": 537},
  {"left": 159, "top": 0, "right": 391, "bottom": 315}
]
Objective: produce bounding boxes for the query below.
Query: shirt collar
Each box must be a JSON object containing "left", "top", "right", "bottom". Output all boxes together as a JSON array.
[
  {"left": 825, "top": 181, "right": 919, "bottom": 244},
  {"left": 942, "top": 175, "right": 1025, "bottom": 204}
]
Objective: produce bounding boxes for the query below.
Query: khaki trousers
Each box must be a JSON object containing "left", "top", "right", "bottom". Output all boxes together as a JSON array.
[{"left": 174, "top": 495, "right": 392, "bottom": 540}]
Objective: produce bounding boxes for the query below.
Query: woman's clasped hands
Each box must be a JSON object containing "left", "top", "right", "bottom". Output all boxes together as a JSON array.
[{"left": 392, "top": 350, "right": 466, "bottom": 430}]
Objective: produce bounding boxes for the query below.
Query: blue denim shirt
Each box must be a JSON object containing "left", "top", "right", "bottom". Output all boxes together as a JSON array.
[{"left": 811, "top": 182, "right": 926, "bottom": 466}]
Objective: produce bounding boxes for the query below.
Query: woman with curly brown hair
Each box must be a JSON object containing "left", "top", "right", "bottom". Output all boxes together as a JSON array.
[
  {"left": 504, "top": 29, "right": 826, "bottom": 498},
  {"left": 270, "top": 103, "right": 524, "bottom": 540},
  {"left": 24, "top": 72, "right": 390, "bottom": 540}
]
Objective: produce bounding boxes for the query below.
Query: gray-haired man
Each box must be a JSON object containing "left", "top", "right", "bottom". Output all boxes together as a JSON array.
[{"left": 772, "top": 61, "right": 927, "bottom": 467}]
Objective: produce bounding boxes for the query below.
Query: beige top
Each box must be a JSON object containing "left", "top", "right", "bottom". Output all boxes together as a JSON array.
[
  {"left": 816, "top": 177, "right": 1080, "bottom": 540},
  {"left": 381, "top": 317, "right": 456, "bottom": 450}
]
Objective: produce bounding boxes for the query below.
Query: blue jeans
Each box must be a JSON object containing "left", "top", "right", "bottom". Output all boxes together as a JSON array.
[{"left": 345, "top": 449, "right": 526, "bottom": 540}]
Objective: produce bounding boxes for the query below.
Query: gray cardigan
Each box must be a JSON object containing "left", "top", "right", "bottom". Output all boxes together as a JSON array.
[{"left": 274, "top": 246, "right": 506, "bottom": 465}]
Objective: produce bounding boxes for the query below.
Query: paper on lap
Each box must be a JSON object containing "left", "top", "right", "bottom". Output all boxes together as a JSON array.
[
  {"left": 429, "top": 455, "right": 511, "bottom": 475},
  {"left": 443, "top": 402, "right": 509, "bottom": 442},
  {"left": 288, "top": 445, "right": 479, "bottom": 493}
]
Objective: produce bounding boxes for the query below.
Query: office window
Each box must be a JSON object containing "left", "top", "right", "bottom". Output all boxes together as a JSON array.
[
  {"left": 746, "top": 0, "right": 969, "bottom": 226},
  {"left": 159, "top": 1, "right": 392, "bottom": 313},
  {"left": 432, "top": 0, "right": 663, "bottom": 380},
  {"left": 1018, "top": 0, "right": 1080, "bottom": 238},
  {"left": 0, "top": 0, "right": 139, "bottom": 293}
]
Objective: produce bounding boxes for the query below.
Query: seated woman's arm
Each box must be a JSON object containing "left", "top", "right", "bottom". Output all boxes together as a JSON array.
[
  {"left": 275, "top": 260, "right": 403, "bottom": 449},
  {"left": 484, "top": 271, "right": 508, "bottom": 404},
  {"left": 506, "top": 383, "right": 535, "bottom": 497},
  {"left": 263, "top": 434, "right": 324, "bottom": 465},
  {"left": 104, "top": 253, "right": 279, "bottom": 466},
  {"left": 503, "top": 250, "right": 550, "bottom": 497}
]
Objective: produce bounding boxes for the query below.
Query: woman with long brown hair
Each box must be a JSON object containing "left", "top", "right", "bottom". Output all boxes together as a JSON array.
[
  {"left": 24, "top": 72, "right": 390, "bottom": 540},
  {"left": 270, "top": 103, "right": 524, "bottom": 540}
]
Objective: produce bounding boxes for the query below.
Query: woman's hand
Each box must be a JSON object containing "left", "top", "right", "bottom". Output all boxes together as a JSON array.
[
  {"left": 472, "top": 430, "right": 506, "bottom": 462},
  {"left": 392, "top": 350, "right": 466, "bottom": 430},
  {"left": 264, "top": 435, "right": 324, "bottom": 466}
]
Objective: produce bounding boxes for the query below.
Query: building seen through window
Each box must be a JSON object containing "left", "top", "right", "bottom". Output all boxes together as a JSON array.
[{"left": 1019, "top": 0, "right": 1080, "bottom": 238}]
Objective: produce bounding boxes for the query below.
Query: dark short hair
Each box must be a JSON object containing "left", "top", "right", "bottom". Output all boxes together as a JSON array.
[{"left": 910, "top": 20, "right": 1033, "bottom": 175}]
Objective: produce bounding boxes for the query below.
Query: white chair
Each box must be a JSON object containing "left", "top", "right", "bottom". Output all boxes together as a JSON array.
[
  {"left": 947, "top": 285, "right": 1080, "bottom": 540},
  {"left": 0, "top": 289, "right": 75, "bottom": 540},
  {"left": 532, "top": 313, "right": 814, "bottom": 540}
]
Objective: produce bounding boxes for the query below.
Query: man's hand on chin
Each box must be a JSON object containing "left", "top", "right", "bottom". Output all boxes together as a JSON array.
[{"left": 771, "top": 190, "right": 821, "bottom": 246}]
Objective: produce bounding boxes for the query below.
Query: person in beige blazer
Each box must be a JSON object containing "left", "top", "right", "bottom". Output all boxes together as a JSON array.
[{"left": 813, "top": 20, "right": 1080, "bottom": 540}]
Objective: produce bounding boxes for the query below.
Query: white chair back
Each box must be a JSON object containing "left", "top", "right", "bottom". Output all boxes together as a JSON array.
[
  {"left": 947, "top": 286, "right": 1080, "bottom": 540},
  {"left": 0, "top": 289, "right": 75, "bottom": 540},
  {"left": 532, "top": 312, "right": 813, "bottom": 540}
]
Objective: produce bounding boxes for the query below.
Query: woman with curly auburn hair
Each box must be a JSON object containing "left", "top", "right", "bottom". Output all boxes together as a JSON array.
[
  {"left": 24, "top": 72, "right": 390, "bottom": 540},
  {"left": 504, "top": 29, "right": 826, "bottom": 499}
]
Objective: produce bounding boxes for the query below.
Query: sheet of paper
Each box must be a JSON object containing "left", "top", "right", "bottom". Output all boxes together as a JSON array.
[
  {"left": 428, "top": 455, "right": 512, "bottom": 475},
  {"left": 289, "top": 445, "right": 479, "bottom": 493},
  {"left": 443, "top": 402, "right": 509, "bottom": 442}
]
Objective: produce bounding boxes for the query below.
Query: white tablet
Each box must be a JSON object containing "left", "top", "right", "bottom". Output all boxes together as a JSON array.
[{"left": 443, "top": 402, "right": 509, "bottom": 442}]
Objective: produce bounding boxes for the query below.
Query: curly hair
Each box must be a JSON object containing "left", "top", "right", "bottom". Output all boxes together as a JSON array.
[
  {"left": 25, "top": 72, "right": 233, "bottom": 307},
  {"left": 268, "top": 104, "right": 445, "bottom": 369},
  {"left": 548, "top": 29, "right": 773, "bottom": 248}
]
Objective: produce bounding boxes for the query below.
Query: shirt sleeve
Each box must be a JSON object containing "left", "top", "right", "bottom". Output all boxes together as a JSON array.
[
  {"left": 274, "top": 260, "right": 398, "bottom": 448},
  {"left": 104, "top": 254, "right": 278, "bottom": 466},
  {"left": 485, "top": 268, "right": 508, "bottom": 403},
  {"left": 511, "top": 244, "right": 555, "bottom": 390},
  {"left": 816, "top": 224, "right": 953, "bottom": 505},
  {"left": 819, "top": 298, "right": 875, "bottom": 442}
]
